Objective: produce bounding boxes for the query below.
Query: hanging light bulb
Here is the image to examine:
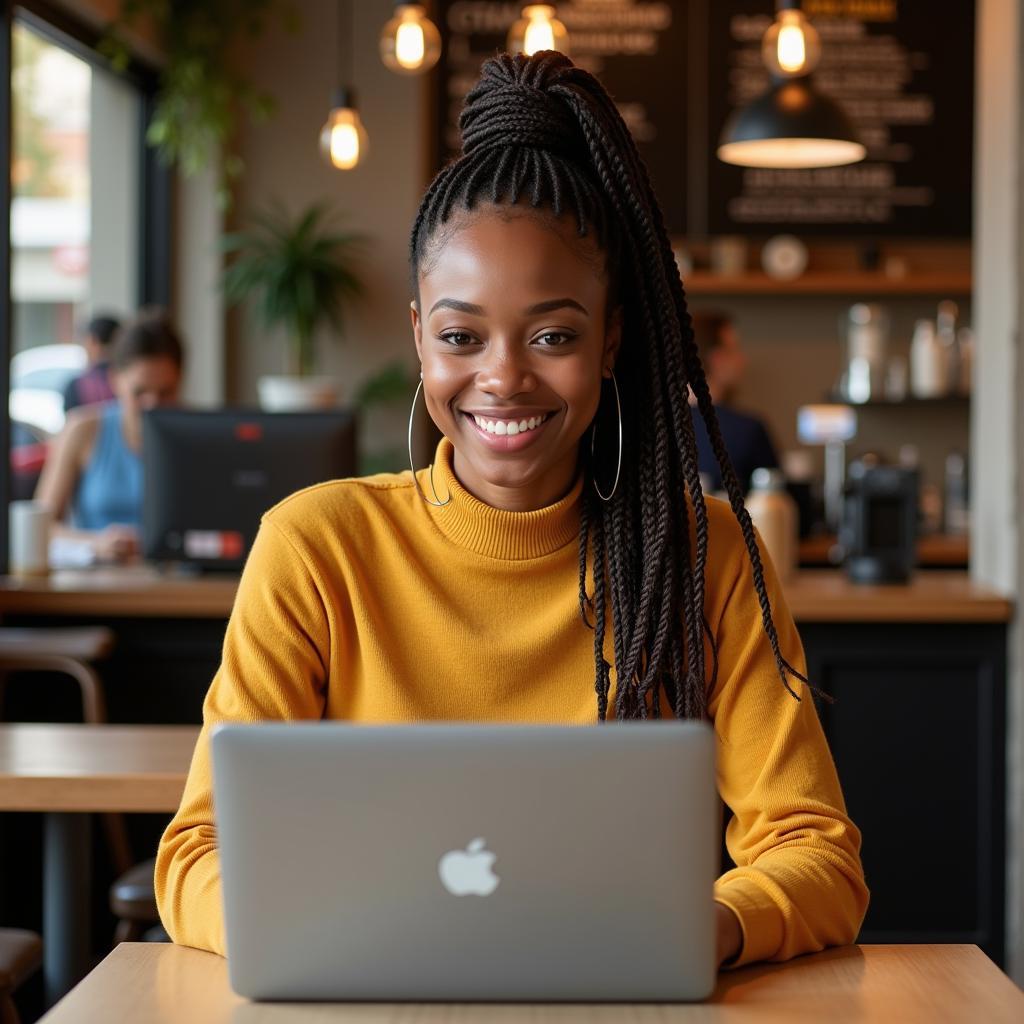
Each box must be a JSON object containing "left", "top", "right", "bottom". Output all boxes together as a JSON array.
[
  {"left": 380, "top": 3, "right": 442, "bottom": 74},
  {"left": 717, "top": 0, "right": 864, "bottom": 169},
  {"left": 319, "top": 89, "right": 368, "bottom": 170},
  {"left": 507, "top": 5, "right": 569, "bottom": 57},
  {"left": 762, "top": 4, "right": 821, "bottom": 77}
]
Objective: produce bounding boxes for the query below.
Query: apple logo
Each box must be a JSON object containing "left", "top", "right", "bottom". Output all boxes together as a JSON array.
[{"left": 438, "top": 838, "right": 500, "bottom": 896}]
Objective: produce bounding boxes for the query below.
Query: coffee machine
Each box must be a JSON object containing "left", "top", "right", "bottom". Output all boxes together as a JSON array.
[{"left": 838, "top": 458, "right": 919, "bottom": 584}]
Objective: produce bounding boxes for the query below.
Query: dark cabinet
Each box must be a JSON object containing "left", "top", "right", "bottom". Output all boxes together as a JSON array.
[{"left": 800, "top": 621, "right": 1006, "bottom": 966}]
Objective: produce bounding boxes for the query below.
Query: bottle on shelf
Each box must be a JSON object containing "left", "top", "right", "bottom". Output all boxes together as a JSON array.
[
  {"left": 936, "top": 300, "right": 960, "bottom": 395},
  {"left": 909, "top": 318, "right": 946, "bottom": 398},
  {"left": 944, "top": 451, "right": 970, "bottom": 536},
  {"left": 745, "top": 467, "right": 798, "bottom": 582}
]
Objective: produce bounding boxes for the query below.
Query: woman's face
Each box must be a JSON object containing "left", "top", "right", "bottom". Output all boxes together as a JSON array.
[
  {"left": 112, "top": 356, "right": 181, "bottom": 423},
  {"left": 412, "top": 205, "right": 621, "bottom": 511}
]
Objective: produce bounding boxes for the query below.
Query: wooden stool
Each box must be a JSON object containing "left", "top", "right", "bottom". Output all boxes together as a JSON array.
[
  {"left": 0, "top": 628, "right": 161, "bottom": 944},
  {"left": 0, "top": 929, "right": 42, "bottom": 1024}
]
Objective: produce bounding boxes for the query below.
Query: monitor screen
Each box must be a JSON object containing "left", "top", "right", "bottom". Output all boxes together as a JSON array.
[{"left": 142, "top": 409, "right": 358, "bottom": 568}]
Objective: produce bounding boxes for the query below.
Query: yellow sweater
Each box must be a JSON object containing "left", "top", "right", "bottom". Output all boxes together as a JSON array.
[{"left": 155, "top": 437, "right": 868, "bottom": 966}]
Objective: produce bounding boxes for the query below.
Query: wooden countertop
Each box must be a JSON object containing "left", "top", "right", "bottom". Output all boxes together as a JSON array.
[
  {"left": 782, "top": 570, "right": 1013, "bottom": 623},
  {"left": 0, "top": 567, "right": 1012, "bottom": 624},
  {"left": 0, "top": 724, "right": 198, "bottom": 812},
  {"left": 39, "top": 942, "right": 1024, "bottom": 1023},
  {"left": 0, "top": 565, "right": 238, "bottom": 618}
]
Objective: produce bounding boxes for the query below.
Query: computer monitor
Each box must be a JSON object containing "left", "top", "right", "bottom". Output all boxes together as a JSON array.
[{"left": 142, "top": 408, "right": 358, "bottom": 569}]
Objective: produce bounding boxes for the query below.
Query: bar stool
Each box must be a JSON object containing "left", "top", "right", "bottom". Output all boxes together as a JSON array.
[
  {"left": 0, "top": 627, "right": 161, "bottom": 945},
  {"left": 0, "top": 929, "right": 42, "bottom": 1024}
]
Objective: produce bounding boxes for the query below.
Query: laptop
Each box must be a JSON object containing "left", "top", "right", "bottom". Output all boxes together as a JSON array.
[{"left": 211, "top": 721, "right": 718, "bottom": 1002}]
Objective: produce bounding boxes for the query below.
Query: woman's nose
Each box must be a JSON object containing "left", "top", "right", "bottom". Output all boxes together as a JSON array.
[{"left": 476, "top": 344, "right": 536, "bottom": 397}]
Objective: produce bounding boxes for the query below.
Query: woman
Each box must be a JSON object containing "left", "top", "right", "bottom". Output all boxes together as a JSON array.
[
  {"left": 36, "top": 308, "right": 184, "bottom": 563},
  {"left": 156, "top": 53, "right": 867, "bottom": 970}
]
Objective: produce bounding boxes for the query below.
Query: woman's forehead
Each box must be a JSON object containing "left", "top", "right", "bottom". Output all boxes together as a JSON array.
[{"left": 419, "top": 204, "right": 607, "bottom": 295}]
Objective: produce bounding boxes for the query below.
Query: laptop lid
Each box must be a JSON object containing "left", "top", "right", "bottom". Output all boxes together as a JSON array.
[{"left": 212, "top": 721, "right": 717, "bottom": 1002}]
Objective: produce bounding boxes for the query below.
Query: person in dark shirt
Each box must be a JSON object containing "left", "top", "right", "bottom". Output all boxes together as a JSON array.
[
  {"left": 689, "top": 310, "right": 780, "bottom": 495},
  {"left": 62, "top": 314, "right": 120, "bottom": 414}
]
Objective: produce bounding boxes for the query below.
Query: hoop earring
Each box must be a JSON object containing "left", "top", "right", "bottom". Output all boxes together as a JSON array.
[
  {"left": 591, "top": 370, "right": 622, "bottom": 502},
  {"left": 408, "top": 375, "right": 451, "bottom": 507}
]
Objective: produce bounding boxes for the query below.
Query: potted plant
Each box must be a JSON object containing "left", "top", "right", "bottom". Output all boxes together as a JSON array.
[{"left": 221, "top": 201, "right": 366, "bottom": 410}]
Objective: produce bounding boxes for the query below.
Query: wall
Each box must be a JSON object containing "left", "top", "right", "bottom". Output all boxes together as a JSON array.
[
  {"left": 230, "top": 0, "right": 429, "bottom": 465},
  {"left": 974, "top": 0, "right": 1023, "bottom": 985}
]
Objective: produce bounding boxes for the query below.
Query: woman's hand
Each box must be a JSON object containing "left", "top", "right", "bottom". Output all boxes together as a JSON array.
[
  {"left": 715, "top": 901, "right": 743, "bottom": 967},
  {"left": 93, "top": 524, "right": 140, "bottom": 563}
]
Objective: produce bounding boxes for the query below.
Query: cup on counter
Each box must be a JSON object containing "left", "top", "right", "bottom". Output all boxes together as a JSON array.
[{"left": 9, "top": 500, "right": 51, "bottom": 577}]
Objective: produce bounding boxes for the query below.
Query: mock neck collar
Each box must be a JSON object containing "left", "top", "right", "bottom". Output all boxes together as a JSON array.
[{"left": 421, "top": 437, "right": 583, "bottom": 560}]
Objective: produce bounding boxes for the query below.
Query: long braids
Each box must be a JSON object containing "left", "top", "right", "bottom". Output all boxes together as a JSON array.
[{"left": 410, "top": 51, "right": 810, "bottom": 720}]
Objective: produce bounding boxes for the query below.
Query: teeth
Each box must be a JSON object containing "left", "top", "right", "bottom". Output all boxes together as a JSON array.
[{"left": 472, "top": 413, "right": 548, "bottom": 436}]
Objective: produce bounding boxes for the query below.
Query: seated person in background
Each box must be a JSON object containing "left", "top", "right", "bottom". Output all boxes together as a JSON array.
[
  {"left": 36, "top": 308, "right": 184, "bottom": 563},
  {"left": 688, "top": 310, "right": 780, "bottom": 495},
  {"left": 63, "top": 313, "right": 120, "bottom": 414}
]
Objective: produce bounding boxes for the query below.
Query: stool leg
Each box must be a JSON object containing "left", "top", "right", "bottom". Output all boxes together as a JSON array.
[{"left": 43, "top": 813, "right": 91, "bottom": 1006}]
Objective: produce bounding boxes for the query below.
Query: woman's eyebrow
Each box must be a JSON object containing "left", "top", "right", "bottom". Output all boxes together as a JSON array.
[{"left": 428, "top": 297, "right": 589, "bottom": 316}]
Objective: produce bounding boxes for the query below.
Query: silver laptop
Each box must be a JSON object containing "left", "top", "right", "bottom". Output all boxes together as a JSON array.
[{"left": 212, "top": 721, "right": 717, "bottom": 1002}]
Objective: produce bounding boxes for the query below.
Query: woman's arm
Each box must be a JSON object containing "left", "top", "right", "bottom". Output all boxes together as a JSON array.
[
  {"left": 33, "top": 411, "right": 138, "bottom": 561},
  {"left": 155, "top": 515, "right": 331, "bottom": 955},
  {"left": 34, "top": 410, "right": 95, "bottom": 523},
  {"left": 709, "top": 525, "right": 869, "bottom": 968}
]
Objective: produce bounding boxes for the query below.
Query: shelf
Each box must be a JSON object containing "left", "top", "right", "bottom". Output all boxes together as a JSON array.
[
  {"left": 825, "top": 393, "right": 971, "bottom": 407},
  {"left": 683, "top": 271, "right": 972, "bottom": 296}
]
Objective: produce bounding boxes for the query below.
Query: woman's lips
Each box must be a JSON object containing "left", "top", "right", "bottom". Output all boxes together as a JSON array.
[{"left": 461, "top": 411, "right": 555, "bottom": 452}]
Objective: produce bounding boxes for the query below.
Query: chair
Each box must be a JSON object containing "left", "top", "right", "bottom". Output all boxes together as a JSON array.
[
  {"left": 0, "top": 628, "right": 161, "bottom": 945},
  {"left": 0, "top": 929, "right": 42, "bottom": 1024}
]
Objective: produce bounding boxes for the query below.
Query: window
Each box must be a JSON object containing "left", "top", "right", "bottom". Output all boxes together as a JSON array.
[{"left": 7, "top": 9, "right": 162, "bottom": 505}]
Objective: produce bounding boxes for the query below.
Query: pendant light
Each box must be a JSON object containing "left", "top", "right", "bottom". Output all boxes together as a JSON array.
[
  {"left": 717, "top": 0, "right": 865, "bottom": 169},
  {"left": 380, "top": 3, "right": 441, "bottom": 74},
  {"left": 507, "top": 5, "right": 570, "bottom": 57},
  {"left": 320, "top": 0, "right": 368, "bottom": 170}
]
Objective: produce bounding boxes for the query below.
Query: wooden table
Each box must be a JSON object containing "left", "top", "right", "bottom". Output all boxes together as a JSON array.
[
  {"left": 38, "top": 942, "right": 1024, "bottom": 1022},
  {"left": 0, "top": 566, "right": 1012, "bottom": 623},
  {"left": 0, "top": 724, "right": 198, "bottom": 1004}
]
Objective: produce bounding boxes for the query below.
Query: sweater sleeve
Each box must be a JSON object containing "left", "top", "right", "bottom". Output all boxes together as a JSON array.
[
  {"left": 154, "top": 516, "right": 330, "bottom": 955},
  {"left": 709, "top": 527, "right": 869, "bottom": 968}
]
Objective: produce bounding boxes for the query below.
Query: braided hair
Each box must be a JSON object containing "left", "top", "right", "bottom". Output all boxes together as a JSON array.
[{"left": 410, "top": 51, "right": 810, "bottom": 721}]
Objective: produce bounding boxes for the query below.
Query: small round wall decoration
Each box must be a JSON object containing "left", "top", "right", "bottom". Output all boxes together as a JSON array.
[{"left": 761, "top": 235, "right": 809, "bottom": 280}]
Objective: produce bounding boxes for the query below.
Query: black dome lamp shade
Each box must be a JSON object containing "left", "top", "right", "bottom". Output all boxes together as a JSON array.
[
  {"left": 717, "top": 0, "right": 866, "bottom": 169},
  {"left": 717, "top": 75, "right": 866, "bottom": 169}
]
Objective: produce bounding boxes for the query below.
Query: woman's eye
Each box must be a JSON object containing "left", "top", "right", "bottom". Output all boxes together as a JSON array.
[
  {"left": 534, "top": 332, "right": 575, "bottom": 347},
  {"left": 437, "top": 331, "right": 475, "bottom": 346}
]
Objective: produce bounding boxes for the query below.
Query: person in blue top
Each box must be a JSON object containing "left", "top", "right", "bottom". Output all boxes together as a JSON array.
[
  {"left": 688, "top": 310, "right": 780, "bottom": 496},
  {"left": 36, "top": 309, "right": 184, "bottom": 563}
]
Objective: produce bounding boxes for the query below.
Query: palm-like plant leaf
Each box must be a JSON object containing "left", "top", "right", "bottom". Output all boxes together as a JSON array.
[{"left": 221, "top": 201, "right": 366, "bottom": 376}]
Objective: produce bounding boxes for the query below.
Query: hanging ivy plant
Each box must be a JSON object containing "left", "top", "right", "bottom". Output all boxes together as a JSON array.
[{"left": 101, "top": 1, "right": 300, "bottom": 206}]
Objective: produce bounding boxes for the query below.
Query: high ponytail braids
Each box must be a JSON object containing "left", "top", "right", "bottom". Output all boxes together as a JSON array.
[{"left": 410, "top": 51, "right": 810, "bottom": 720}]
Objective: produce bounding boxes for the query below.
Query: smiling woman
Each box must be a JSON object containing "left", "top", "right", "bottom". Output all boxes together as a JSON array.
[{"left": 156, "top": 51, "right": 868, "bottom": 974}]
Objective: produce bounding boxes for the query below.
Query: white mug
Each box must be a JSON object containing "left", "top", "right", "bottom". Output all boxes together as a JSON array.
[{"left": 9, "top": 500, "right": 50, "bottom": 577}]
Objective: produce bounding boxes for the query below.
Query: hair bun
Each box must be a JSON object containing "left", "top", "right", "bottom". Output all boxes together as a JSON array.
[{"left": 459, "top": 51, "right": 587, "bottom": 162}]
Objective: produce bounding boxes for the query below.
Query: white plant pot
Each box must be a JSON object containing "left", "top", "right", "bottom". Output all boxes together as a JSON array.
[{"left": 257, "top": 375, "right": 340, "bottom": 412}]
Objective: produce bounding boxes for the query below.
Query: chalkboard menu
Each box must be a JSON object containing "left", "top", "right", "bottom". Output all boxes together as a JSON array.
[
  {"left": 432, "top": 1, "right": 974, "bottom": 239},
  {"left": 705, "top": 0, "right": 974, "bottom": 237}
]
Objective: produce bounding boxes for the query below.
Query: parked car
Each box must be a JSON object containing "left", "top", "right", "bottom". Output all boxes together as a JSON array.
[
  {"left": 10, "top": 343, "right": 87, "bottom": 436},
  {"left": 9, "top": 343, "right": 88, "bottom": 498}
]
